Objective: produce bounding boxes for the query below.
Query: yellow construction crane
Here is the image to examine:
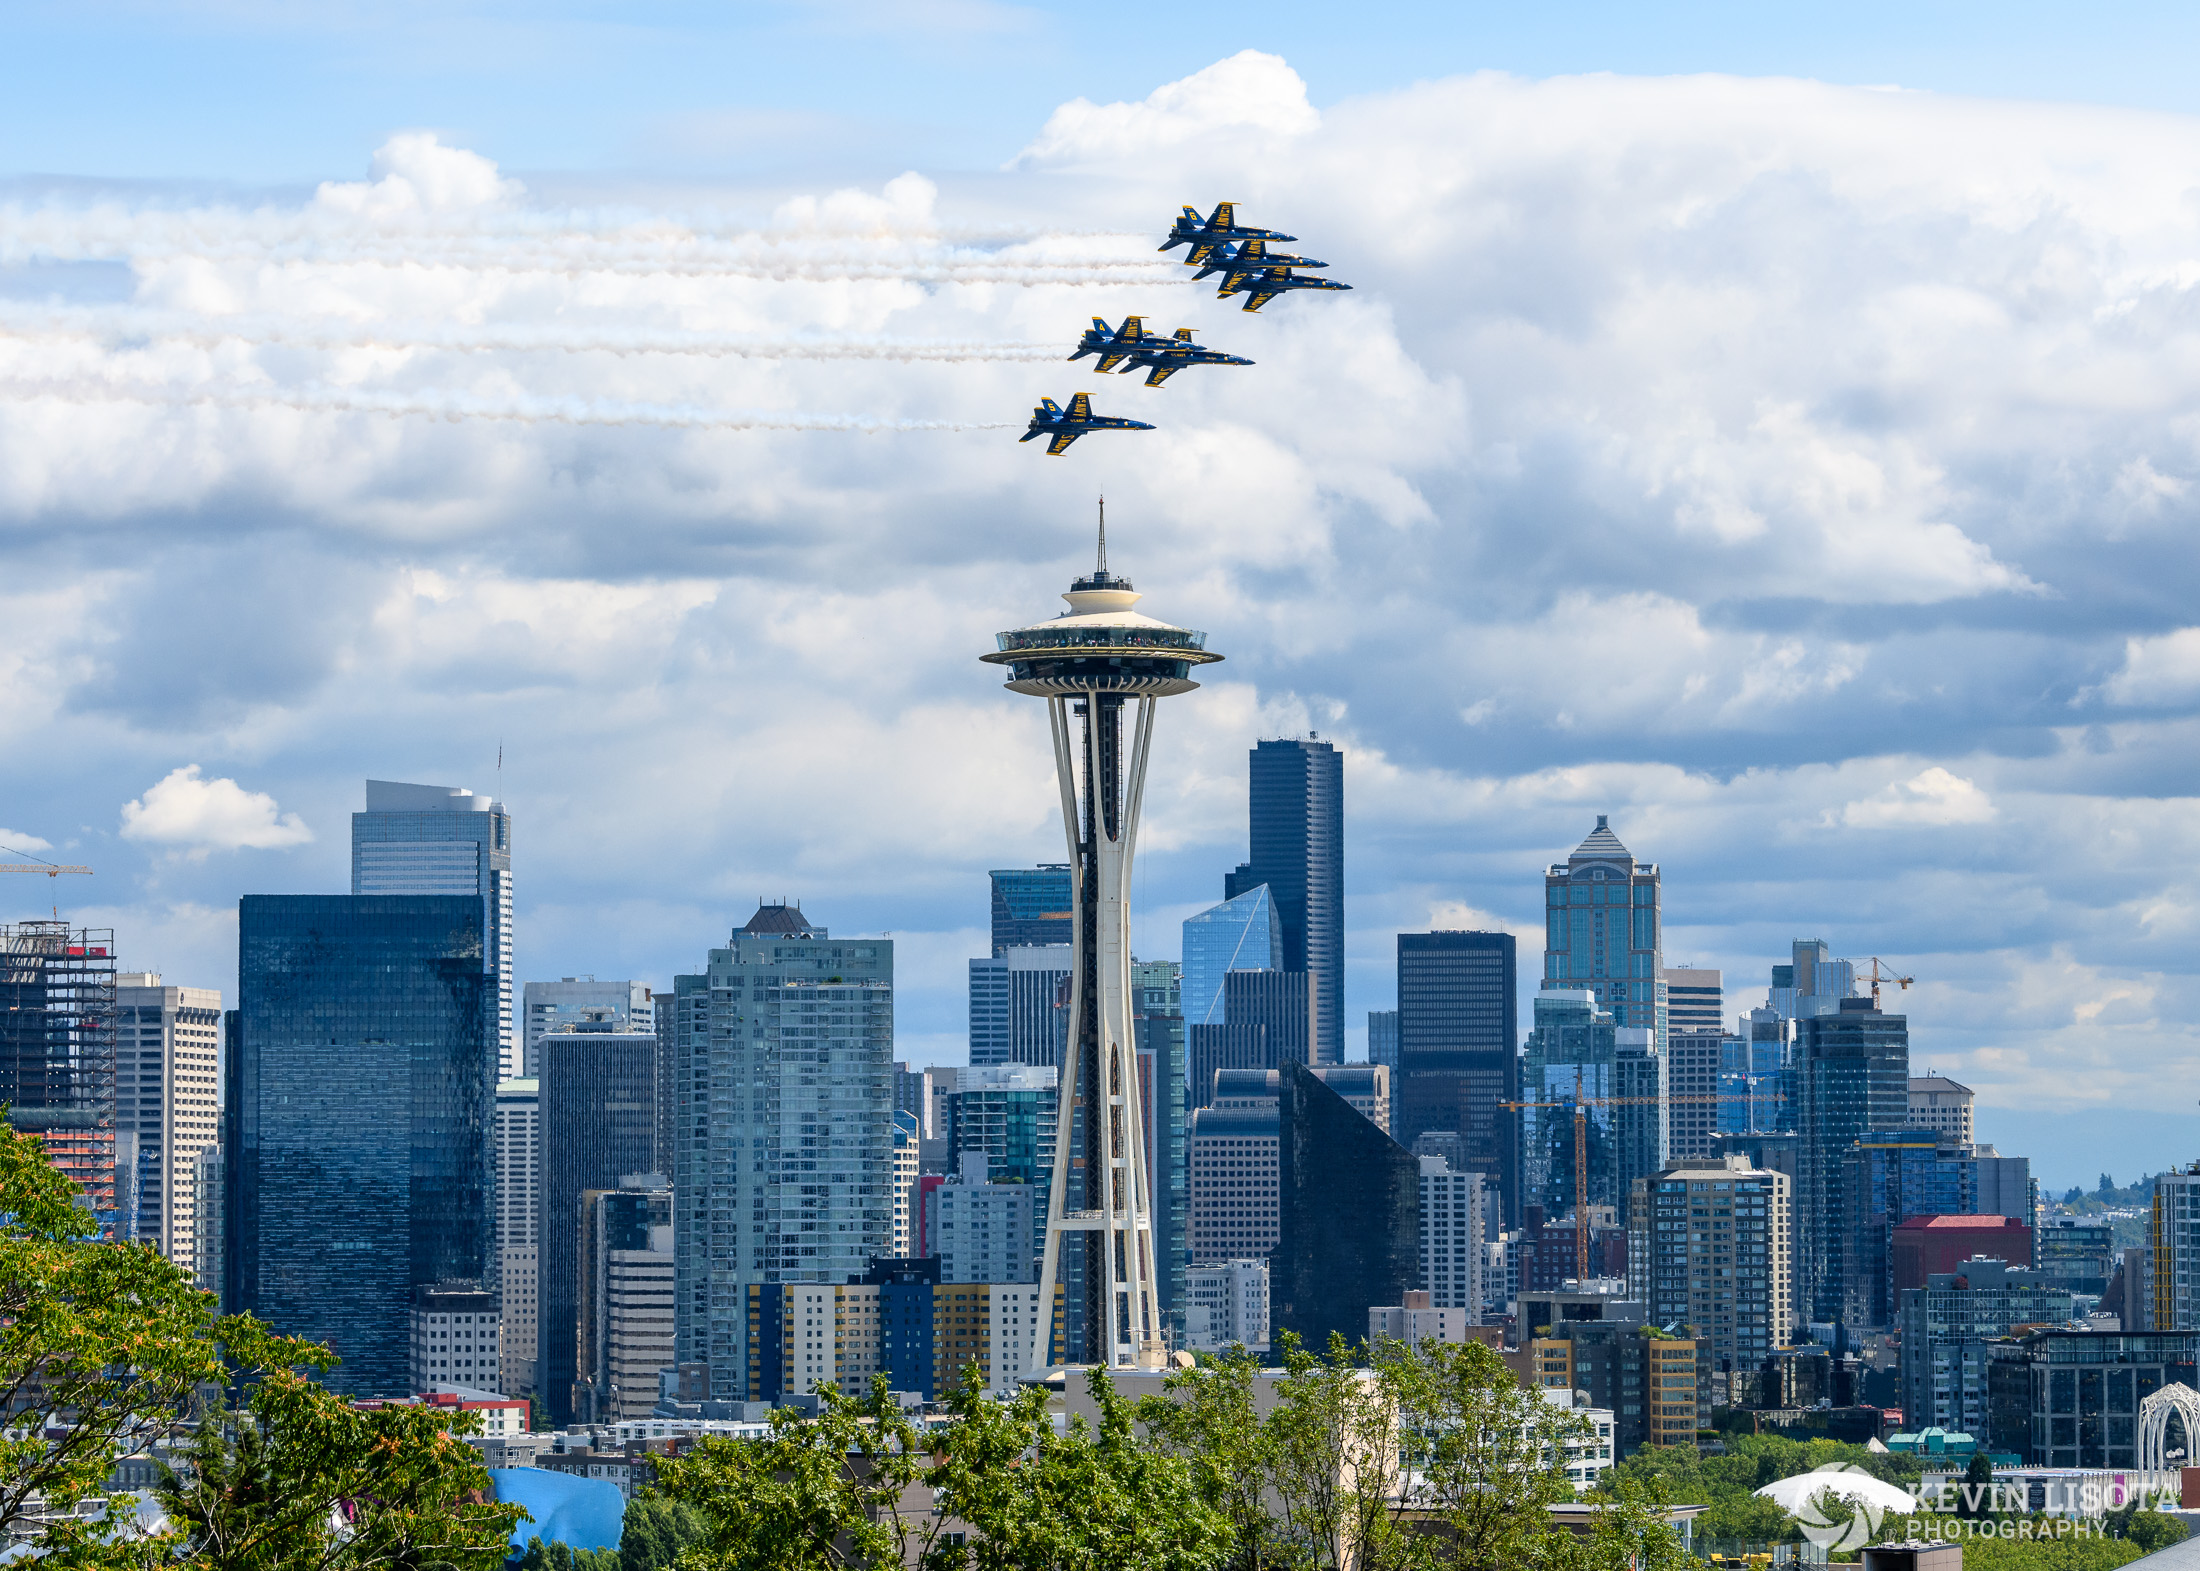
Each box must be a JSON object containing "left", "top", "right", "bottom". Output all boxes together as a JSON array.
[
  {"left": 1856, "top": 957, "right": 1915, "bottom": 1009},
  {"left": 1501, "top": 1068, "right": 1765, "bottom": 1284},
  {"left": 1, "top": 845, "right": 94, "bottom": 917}
]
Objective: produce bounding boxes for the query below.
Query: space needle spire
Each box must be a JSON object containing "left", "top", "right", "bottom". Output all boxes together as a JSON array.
[{"left": 981, "top": 516, "right": 1222, "bottom": 1373}]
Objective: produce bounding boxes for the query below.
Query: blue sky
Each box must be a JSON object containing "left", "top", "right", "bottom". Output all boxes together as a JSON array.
[{"left": 8, "top": 6, "right": 2200, "bottom": 1190}]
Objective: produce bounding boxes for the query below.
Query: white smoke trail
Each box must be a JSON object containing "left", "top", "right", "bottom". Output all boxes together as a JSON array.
[
  {"left": 0, "top": 310, "right": 1072, "bottom": 363},
  {"left": 0, "top": 376, "right": 1020, "bottom": 434}
]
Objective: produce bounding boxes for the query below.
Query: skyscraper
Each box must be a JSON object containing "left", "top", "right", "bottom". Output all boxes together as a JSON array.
[
  {"left": 1794, "top": 997, "right": 1909, "bottom": 1326},
  {"left": 228, "top": 895, "right": 494, "bottom": 1396},
  {"left": 1541, "top": 817, "right": 1664, "bottom": 1043},
  {"left": 1518, "top": 990, "right": 1663, "bottom": 1222},
  {"left": 1181, "top": 885, "right": 1282, "bottom": 1033},
  {"left": 1273, "top": 1061, "right": 1418, "bottom": 1350},
  {"left": 577, "top": 1177, "right": 674, "bottom": 1422},
  {"left": 1768, "top": 940, "right": 1855, "bottom": 1022},
  {"left": 669, "top": 904, "right": 894, "bottom": 1391},
  {"left": 1418, "top": 1157, "right": 1488, "bottom": 1315},
  {"left": 1132, "top": 958, "right": 1187, "bottom": 1329},
  {"left": 521, "top": 977, "right": 653, "bottom": 1078},
  {"left": 494, "top": 1076, "right": 539, "bottom": 1397},
  {"left": 537, "top": 1026, "right": 659, "bottom": 1427},
  {"left": 352, "top": 780, "right": 515, "bottom": 1079},
  {"left": 1231, "top": 739, "right": 1344, "bottom": 1066},
  {"left": 112, "top": 972, "right": 221, "bottom": 1265},
  {"left": 1396, "top": 930, "right": 1518, "bottom": 1226},
  {"left": 1662, "top": 968, "right": 1722, "bottom": 1035},
  {"left": 980, "top": 532, "right": 1222, "bottom": 1370},
  {"left": 966, "top": 945, "right": 1072, "bottom": 1068},
  {"left": 1628, "top": 1156, "right": 1792, "bottom": 1375},
  {"left": 1188, "top": 969, "right": 1310, "bottom": 1108},
  {"left": 1, "top": 922, "right": 119, "bottom": 1235},
  {"left": 990, "top": 866, "right": 1074, "bottom": 955}
]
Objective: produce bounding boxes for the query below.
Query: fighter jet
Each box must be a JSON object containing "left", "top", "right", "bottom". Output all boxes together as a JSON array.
[
  {"left": 1068, "top": 317, "right": 1254, "bottom": 386},
  {"left": 1020, "top": 392, "right": 1155, "bottom": 455},
  {"left": 1218, "top": 266, "right": 1354, "bottom": 313},
  {"left": 1190, "top": 237, "right": 1330, "bottom": 284},
  {"left": 1158, "top": 202, "right": 1298, "bottom": 266}
]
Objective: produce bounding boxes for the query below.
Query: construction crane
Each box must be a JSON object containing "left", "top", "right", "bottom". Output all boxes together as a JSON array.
[
  {"left": 1501, "top": 1067, "right": 1766, "bottom": 1285},
  {"left": 1855, "top": 957, "right": 1915, "bottom": 1009},
  {"left": 1, "top": 845, "right": 94, "bottom": 918}
]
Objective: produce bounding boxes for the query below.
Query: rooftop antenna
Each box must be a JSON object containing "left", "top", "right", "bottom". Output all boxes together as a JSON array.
[{"left": 1097, "top": 495, "right": 1107, "bottom": 576}]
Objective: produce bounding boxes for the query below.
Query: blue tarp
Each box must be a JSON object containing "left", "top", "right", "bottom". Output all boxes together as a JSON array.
[{"left": 489, "top": 1468, "right": 626, "bottom": 1554}]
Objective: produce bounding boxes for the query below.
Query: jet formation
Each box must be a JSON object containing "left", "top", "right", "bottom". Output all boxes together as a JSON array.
[{"left": 1023, "top": 202, "right": 1344, "bottom": 454}]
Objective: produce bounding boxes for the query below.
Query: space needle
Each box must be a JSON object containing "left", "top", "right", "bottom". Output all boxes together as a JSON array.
[{"left": 981, "top": 510, "right": 1222, "bottom": 1373}]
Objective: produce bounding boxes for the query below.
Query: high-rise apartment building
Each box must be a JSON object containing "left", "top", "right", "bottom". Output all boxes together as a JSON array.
[
  {"left": 1662, "top": 969, "right": 1722, "bottom": 1035},
  {"left": 112, "top": 973, "right": 221, "bottom": 1265},
  {"left": 538, "top": 1026, "right": 657, "bottom": 1426},
  {"left": 1396, "top": 931, "right": 1518, "bottom": 1226},
  {"left": 1909, "top": 1076, "right": 1975, "bottom": 1144},
  {"left": 194, "top": 1142, "right": 224, "bottom": 1293},
  {"left": 1184, "top": 1259, "right": 1270, "bottom": 1350},
  {"left": 522, "top": 978, "right": 652, "bottom": 1078},
  {"left": 577, "top": 1178, "right": 673, "bottom": 1422},
  {"left": 1419, "top": 1157, "right": 1487, "bottom": 1315},
  {"left": 1274, "top": 1062, "right": 1418, "bottom": 1350},
  {"left": 1518, "top": 990, "right": 1663, "bottom": 1222},
  {"left": 352, "top": 780, "right": 514, "bottom": 1078},
  {"left": 989, "top": 866, "right": 1073, "bottom": 955},
  {"left": 1228, "top": 738, "right": 1344, "bottom": 1065},
  {"left": 229, "top": 895, "right": 495, "bottom": 1396},
  {"left": 494, "top": 1077, "right": 540, "bottom": 1396},
  {"left": 891, "top": 1111, "right": 919, "bottom": 1257},
  {"left": 966, "top": 945, "right": 1071, "bottom": 1068},
  {"left": 2, "top": 922, "right": 121, "bottom": 1235},
  {"left": 1541, "top": 817, "right": 1664, "bottom": 1043},
  {"left": 1795, "top": 997, "right": 1909, "bottom": 1325},
  {"left": 670, "top": 904, "right": 894, "bottom": 1392},
  {"left": 925, "top": 1154, "right": 1038, "bottom": 1283},
  {"left": 1628, "top": 1156, "right": 1792, "bottom": 1376},
  {"left": 2152, "top": 1166, "right": 2200, "bottom": 1336},
  {"left": 1132, "top": 958, "right": 1188, "bottom": 1329},
  {"left": 1181, "top": 885, "right": 1282, "bottom": 1033},
  {"left": 1664, "top": 1030, "right": 1735, "bottom": 1161}
]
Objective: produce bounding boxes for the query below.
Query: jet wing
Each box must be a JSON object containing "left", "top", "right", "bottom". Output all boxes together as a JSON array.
[
  {"left": 1144, "top": 366, "right": 1179, "bottom": 387},
  {"left": 1094, "top": 354, "right": 1128, "bottom": 373},
  {"left": 1239, "top": 288, "right": 1282, "bottom": 313},
  {"left": 1046, "top": 431, "right": 1081, "bottom": 456}
]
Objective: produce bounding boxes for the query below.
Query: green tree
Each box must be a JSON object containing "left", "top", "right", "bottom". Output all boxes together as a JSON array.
[
  {"left": 1956, "top": 1450, "right": 1996, "bottom": 1520},
  {"left": 1136, "top": 1346, "right": 1281, "bottom": 1571},
  {"left": 0, "top": 1111, "right": 225, "bottom": 1556}
]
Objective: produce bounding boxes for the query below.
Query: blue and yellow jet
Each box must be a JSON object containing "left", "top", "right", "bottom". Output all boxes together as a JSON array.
[
  {"left": 1190, "top": 237, "right": 1331, "bottom": 284},
  {"left": 1020, "top": 392, "right": 1155, "bottom": 455},
  {"left": 1068, "top": 316, "right": 1254, "bottom": 387},
  {"left": 1158, "top": 202, "right": 1298, "bottom": 266},
  {"left": 1219, "top": 266, "right": 1354, "bottom": 313}
]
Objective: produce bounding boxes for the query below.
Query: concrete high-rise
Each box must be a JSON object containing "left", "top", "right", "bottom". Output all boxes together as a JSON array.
[
  {"left": 521, "top": 977, "right": 652, "bottom": 1078},
  {"left": 966, "top": 945, "right": 1071, "bottom": 1068},
  {"left": 1418, "top": 1157, "right": 1487, "bottom": 1315},
  {"left": 1628, "top": 1155, "right": 1792, "bottom": 1376},
  {"left": 1181, "top": 886, "right": 1281, "bottom": 1034},
  {"left": 925, "top": 1153, "right": 1038, "bottom": 1283},
  {"left": 228, "top": 895, "right": 494, "bottom": 1396},
  {"left": 1662, "top": 968, "right": 1722, "bottom": 1035},
  {"left": 494, "top": 1077, "right": 539, "bottom": 1396},
  {"left": 990, "top": 866, "right": 1074, "bottom": 954},
  {"left": 1228, "top": 739, "right": 1344, "bottom": 1066},
  {"left": 1396, "top": 931, "right": 1518, "bottom": 1227},
  {"left": 1794, "top": 997, "right": 1909, "bottom": 1326},
  {"left": 669, "top": 903, "right": 894, "bottom": 1392},
  {"left": 1908, "top": 1076, "right": 1975, "bottom": 1144},
  {"left": 1541, "top": 817, "right": 1664, "bottom": 1043},
  {"left": 1274, "top": 1061, "right": 1418, "bottom": 1350},
  {"left": 979, "top": 530, "right": 1222, "bottom": 1370},
  {"left": 537, "top": 1027, "right": 657, "bottom": 1427},
  {"left": 113, "top": 973, "right": 221, "bottom": 1265},
  {"left": 578, "top": 1178, "right": 673, "bottom": 1422},
  {"left": 352, "top": 780, "right": 514, "bottom": 1079}
]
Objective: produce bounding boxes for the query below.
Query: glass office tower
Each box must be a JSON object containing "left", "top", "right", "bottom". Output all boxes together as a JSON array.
[
  {"left": 1181, "top": 885, "right": 1281, "bottom": 1033},
  {"left": 1795, "top": 997, "right": 1909, "bottom": 1326},
  {"left": 352, "top": 779, "right": 515, "bottom": 1079},
  {"left": 1230, "top": 739, "right": 1345, "bottom": 1065},
  {"left": 1273, "top": 1061, "right": 1417, "bottom": 1349},
  {"left": 1541, "top": 816, "right": 1665, "bottom": 1046},
  {"left": 1396, "top": 930, "right": 1519, "bottom": 1227},
  {"left": 989, "top": 866, "right": 1074, "bottom": 955},
  {"left": 227, "top": 895, "right": 494, "bottom": 1397}
]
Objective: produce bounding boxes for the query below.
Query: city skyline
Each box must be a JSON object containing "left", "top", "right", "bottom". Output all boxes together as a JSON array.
[{"left": 9, "top": 49, "right": 2200, "bottom": 1191}]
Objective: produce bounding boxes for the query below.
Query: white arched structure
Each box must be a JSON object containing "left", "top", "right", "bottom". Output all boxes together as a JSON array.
[{"left": 2138, "top": 1382, "right": 2200, "bottom": 1471}]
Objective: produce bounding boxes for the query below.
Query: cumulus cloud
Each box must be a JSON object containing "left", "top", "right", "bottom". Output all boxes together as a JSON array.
[
  {"left": 0, "top": 829, "right": 54, "bottom": 855},
  {"left": 119, "top": 767, "right": 314, "bottom": 857},
  {"left": 5, "top": 60, "right": 2200, "bottom": 1149}
]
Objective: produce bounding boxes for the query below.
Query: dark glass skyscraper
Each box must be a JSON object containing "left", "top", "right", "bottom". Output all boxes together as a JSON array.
[
  {"left": 1133, "top": 959, "right": 1187, "bottom": 1329},
  {"left": 988, "top": 866, "right": 1073, "bottom": 956},
  {"left": 537, "top": 1028, "right": 659, "bottom": 1427},
  {"left": 226, "top": 895, "right": 493, "bottom": 1397},
  {"left": 1795, "top": 997, "right": 1910, "bottom": 1326},
  {"left": 1396, "top": 931, "right": 1519, "bottom": 1227},
  {"left": 1233, "top": 738, "right": 1343, "bottom": 1066},
  {"left": 1273, "top": 1061, "right": 1418, "bottom": 1349}
]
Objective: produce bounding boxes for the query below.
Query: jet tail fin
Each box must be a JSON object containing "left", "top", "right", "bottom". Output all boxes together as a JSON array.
[{"left": 1174, "top": 328, "right": 1194, "bottom": 341}]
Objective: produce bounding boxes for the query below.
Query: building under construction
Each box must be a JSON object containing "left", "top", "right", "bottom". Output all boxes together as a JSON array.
[{"left": 1, "top": 922, "right": 120, "bottom": 1235}]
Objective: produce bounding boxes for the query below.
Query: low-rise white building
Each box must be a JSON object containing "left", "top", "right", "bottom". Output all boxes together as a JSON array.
[
  {"left": 1369, "top": 1290, "right": 1473, "bottom": 1347},
  {"left": 1184, "top": 1258, "right": 1270, "bottom": 1351}
]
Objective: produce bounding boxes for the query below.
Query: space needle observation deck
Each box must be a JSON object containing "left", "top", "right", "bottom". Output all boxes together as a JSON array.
[{"left": 980, "top": 522, "right": 1221, "bottom": 1373}]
